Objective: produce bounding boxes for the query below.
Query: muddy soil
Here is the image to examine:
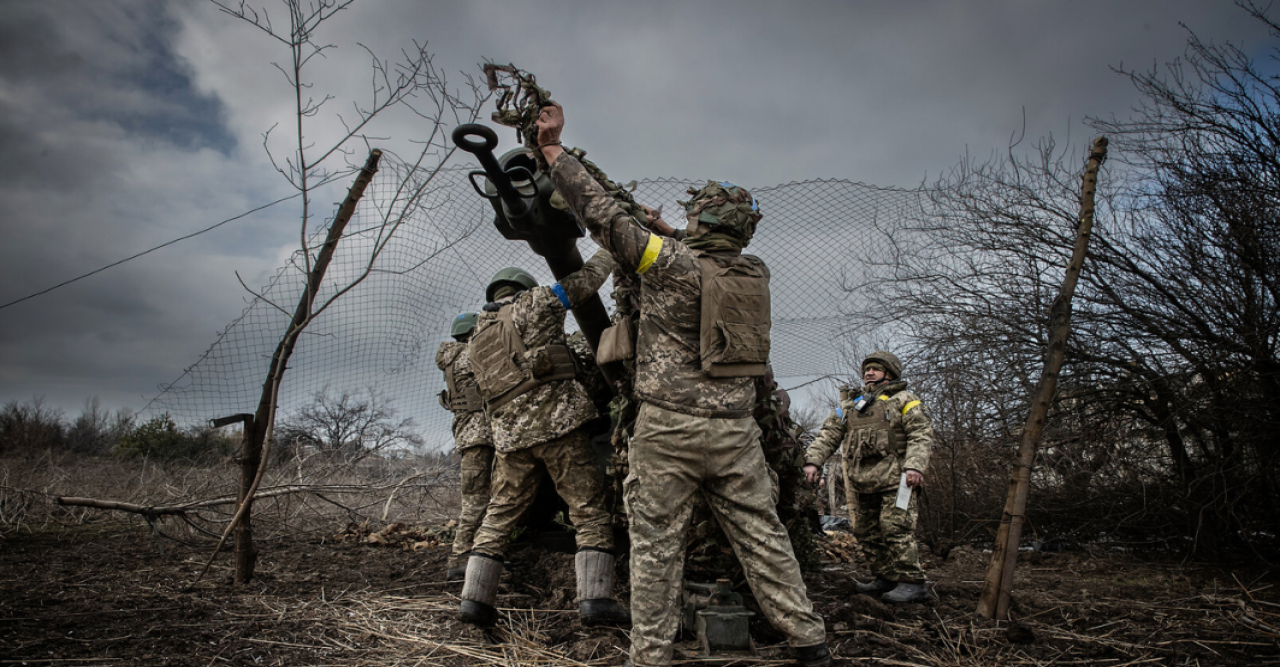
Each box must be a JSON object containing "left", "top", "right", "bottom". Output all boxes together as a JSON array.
[{"left": 1, "top": 521, "right": 1277, "bottom": 666}]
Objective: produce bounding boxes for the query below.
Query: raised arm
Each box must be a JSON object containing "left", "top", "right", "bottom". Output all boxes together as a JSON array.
[
  {"left": 537, "top": 104, "right": 666, "bottom": 273},
  {"left": 555, "top": 248, "right": 617, "bottom": 309}
]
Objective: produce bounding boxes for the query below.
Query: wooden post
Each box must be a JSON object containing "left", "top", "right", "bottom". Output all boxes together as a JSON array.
[
  {"left": 231, "top": 150, "right": 382, "bottom": 584},
  {"left": 976, "top": 137, "right": 1108, "bottom": 619}
]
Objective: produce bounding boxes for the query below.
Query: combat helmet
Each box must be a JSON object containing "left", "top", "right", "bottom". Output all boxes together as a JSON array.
[
  {"left": 486, "top": 267, "right": 538, "bottom": 302},
  {"left": 679, "top": 180, "right": 763, "bottom": 245},
  {"left": 451, "top": 312, "right": 479, "bottom": 341},
  {"left": 862, "top": 350, "right": 903, "bottom": 380}
]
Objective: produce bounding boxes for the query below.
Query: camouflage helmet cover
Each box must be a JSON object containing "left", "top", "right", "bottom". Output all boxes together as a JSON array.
[
  {"left": 451, "top": 312, "right": 479, "bottom": 340},
  {"left": 679, "top": 180, "right": 763, "bottom": 243},
  {"left": 862, "top": 350, "right": 903, "bottom": 380},
  {"left": 486, "top": 267, "right": 538, "bottom": 302}
]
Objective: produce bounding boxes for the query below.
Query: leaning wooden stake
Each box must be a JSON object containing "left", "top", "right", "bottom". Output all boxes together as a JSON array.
[
  {"left": 976, "top": 137, "right": 1108, "bottom": 620},
  {"left": 198, "top": 149, "right": 382, "bottom": 586}
]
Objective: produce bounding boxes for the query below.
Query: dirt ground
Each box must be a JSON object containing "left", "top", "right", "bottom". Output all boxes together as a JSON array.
[{"left": 1, "top": 520, "right": 1278, "bottom": 667}]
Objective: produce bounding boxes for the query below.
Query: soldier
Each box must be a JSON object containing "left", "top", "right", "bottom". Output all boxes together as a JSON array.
[
  {"left": 536, "top": 103, "right": 831, "bottom": 667},
  {"left": 803, "top": 351, "right": 935, "bottom": 603},
  {"left": 436, "top": 312, "right": 494, "bottom": 582},
  {"left": 458, "top": 260, "right": 631, "bottom": 627},
  {"left": 754, "top": 374, "right": 822, "bottom": 572}
]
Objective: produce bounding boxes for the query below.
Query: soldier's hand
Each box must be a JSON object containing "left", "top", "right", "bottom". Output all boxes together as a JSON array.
[
  {"left": 641, "top": 204, "right": 676, "bottom": 237},
  {"left": 536, "top": 103, "right": 565, "bottom": 145},
  {"left": 905, "top": 469, "right": 925, "bottom": 488},
  {"left": 536, "top": 103, "right": 566, "bottom": 164},
  {"left": 803, "top": 463, "right": 822, "bottom": 487}
]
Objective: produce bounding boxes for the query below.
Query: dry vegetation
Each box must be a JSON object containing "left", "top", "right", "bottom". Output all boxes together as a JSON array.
[{"left": 2, "top": 452, "right": 1278, "bottom": 667}]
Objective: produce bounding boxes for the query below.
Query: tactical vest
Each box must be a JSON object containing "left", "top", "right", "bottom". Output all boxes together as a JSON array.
[
  {"left": 840, "top": 394, "right": 906, "bottom": 463},
  {"left": 696, "top": 252, "right": 771, "bottom": 378},
  {"left": 438, "top": 354, "right": 484, "bottom": 414},
  {"left": 469, "top": 304, "right": 577, "bottom": 411}
]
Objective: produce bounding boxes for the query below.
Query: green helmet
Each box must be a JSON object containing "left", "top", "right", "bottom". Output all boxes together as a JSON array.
[
  {"left": 486, "top": 267, "right": 538, "bottom": 302},
  {"left": 679, "top": 180, "right": 763, "bottom": 244},
  {"left": 450, "top": 312, "right": 479, "bottom": 340},
  {"left": 862, "top": 350, "right": 903, "bottom": 380}
]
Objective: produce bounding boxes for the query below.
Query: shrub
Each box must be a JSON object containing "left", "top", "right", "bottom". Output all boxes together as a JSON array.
[
  {"left": 0, "top": 398, "right": 66, "bottom": 455},
  {"left": 114, "top": 414, "right": 235, "bottom": 462}
]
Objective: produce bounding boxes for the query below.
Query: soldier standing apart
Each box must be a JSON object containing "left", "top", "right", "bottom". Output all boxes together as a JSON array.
[
  {"left": 458, "top": 259, "right": 630, "bottom": 626},
  {"left": 436, "top": 312, "right": 494, "bottom": 582},
  {"left": 803, "top": 351, "right": 935, "bottom": 603},
  {"left": 537, "top": 103, "right": 831, "bottom": 667}
]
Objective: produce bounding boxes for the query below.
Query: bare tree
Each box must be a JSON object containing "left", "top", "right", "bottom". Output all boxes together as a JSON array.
[
  {"left": 203, "top": 0, "right": 486, "bottom": 583},
  {"left": 845, "top": 2, "right": 1280, "bottom": 562},
  {"left": 1084, "top": 1, "right": 1280, "bottom": 547},
  {"left": 275, "top": 388, "right": 424, "bottom": 462}
]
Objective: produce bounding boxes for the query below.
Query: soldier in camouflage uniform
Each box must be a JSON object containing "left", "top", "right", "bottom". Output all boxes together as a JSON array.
[
  {"left": 537, "top": 103, "right": 830, "bottom": 667},
  {"left": 754, "top": 373, "right": 822, "bottom": 572},
  {"left": 804, "top": 351, "right": 934, "bottom": 603},
  {"left": 458, "top": 257, "right": 630, "bottom": 627},
  {"left": 435, "top": 312, "right": 494, "bottom": 582}
]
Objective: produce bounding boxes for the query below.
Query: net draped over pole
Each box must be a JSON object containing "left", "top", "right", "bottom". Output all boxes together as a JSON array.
[{"left": 143, "top": 155, "right": 924, "bottom": 452}]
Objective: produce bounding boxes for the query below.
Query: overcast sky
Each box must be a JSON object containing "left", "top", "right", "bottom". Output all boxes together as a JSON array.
[{"left": 0, "top": 0, "right": 1271, "bottom": 418}]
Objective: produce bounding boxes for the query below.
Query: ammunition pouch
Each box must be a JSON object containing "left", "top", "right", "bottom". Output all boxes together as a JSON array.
[
  {"left": 597, "top": 317, "right": 636, "bottom": 364},
  {"left": 697, "top": 253, "right": 771, "bottom": 378}
]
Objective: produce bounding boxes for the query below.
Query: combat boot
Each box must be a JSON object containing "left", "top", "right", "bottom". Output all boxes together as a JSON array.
[
  {"left": 576, "top": 549, "right": 631, "bottom": 625},
  {"left": 881, "top": 581, "right": 928, "bottom": 603},
  {"left": 458, "top": 553, "right": 503, "bottom": 625},
  {"left": 854, "top": 578, "right": 895, "bottom": 594},
  {"left": 794, "top": 642, "right": 832, "bottom": 667}
]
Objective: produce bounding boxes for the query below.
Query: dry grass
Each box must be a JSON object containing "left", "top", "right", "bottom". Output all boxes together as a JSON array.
[
  {"left": 3, "top": 453, "right": 1279, "bottom": 666},
  {"left": 0, "top": 451, "right": 459, "bottom": 541}
]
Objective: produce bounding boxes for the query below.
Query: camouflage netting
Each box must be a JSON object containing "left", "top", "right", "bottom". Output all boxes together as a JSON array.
[{"left": 141, "top": 153, "right": 924, "bottom": 452}]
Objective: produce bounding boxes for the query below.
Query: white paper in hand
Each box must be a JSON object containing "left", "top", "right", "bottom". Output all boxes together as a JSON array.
[{"left": 895, "top": 472, "right": 912, "bottom": 510}]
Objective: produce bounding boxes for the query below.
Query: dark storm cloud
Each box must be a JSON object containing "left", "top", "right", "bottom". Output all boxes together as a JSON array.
[
  {"left": 0, "top": 0, "right": 1274, "bottom": 419},
  {"left": 0, "top": 1, "right": 293, "bottom": 412}
]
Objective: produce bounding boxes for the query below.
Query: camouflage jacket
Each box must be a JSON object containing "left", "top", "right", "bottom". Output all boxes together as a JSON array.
[
  {"left": 805, "top": 380, "right": 934, "bottom": 493},
  {"left": 435, "top": 341, "right": 492, "bottom": 451},
  {"left": 471, "top": 249, "right": 615, "bottom": 452},
  {"left": 550, "top": 155, "right": 756, "bottom": 418}
]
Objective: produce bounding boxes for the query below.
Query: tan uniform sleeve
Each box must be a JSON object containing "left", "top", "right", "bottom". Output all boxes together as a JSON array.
[
  {"left": 804, "top": 410, "right": 846, "bottom": 468},
  {"left": 899, "top": 392, "right": 934, "bottom": 473},
  {"left": 557, "top": 248, "right": 616, "bottom": 308},
  {"left": 435, "top": 341, "right": 455, "bottom": 371},
  {"left": 549, "top": 154, "right": 656, "bottom": 272}
]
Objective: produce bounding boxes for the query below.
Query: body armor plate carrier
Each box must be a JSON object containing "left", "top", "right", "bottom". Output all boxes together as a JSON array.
[
  {"left": 470, "top": 305, "right": 577, "bottom": 411},
  {"left": 842, "top": 394, "right": 907, "bottom": 492},
  {"left": 697, "top": 252, "right": 771, "bottom": 378},
  {"left": 439, "top": 359, "right": 485, "bottom": 413}
]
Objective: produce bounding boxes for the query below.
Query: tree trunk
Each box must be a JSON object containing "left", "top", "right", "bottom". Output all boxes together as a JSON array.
[
  {"left": 976, "top": 137, "right": 1108, "bottom": 620},
  {"left": 233, "top": 149, "right": 382, "bottom": 584}
]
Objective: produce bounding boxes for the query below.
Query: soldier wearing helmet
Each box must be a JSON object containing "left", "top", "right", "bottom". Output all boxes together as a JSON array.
[
  {"left": 435, "top": 312, "right": 493, "bottom": 582},
  {"left": 536, "top": 103, "right": 830, "bottom": 667},
  {"left": 458, "top": 256, "right": 631, "bottom": 628},
  {"left": 803, "top": 350, "right": 935, "bottom": 603}
]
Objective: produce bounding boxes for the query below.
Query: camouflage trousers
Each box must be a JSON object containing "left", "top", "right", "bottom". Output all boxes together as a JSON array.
[
  {"left": 625, "top": 402, "right": 826, "bottom": 667},
  {"left": 852, "top": 487, "right": 925, "bottom": 583},
  {"left": 449, "top": 445, "right": 494, "bottom": 569},
  {"left": 470, "top": 426, "right": 614, "bottom": 558}
]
